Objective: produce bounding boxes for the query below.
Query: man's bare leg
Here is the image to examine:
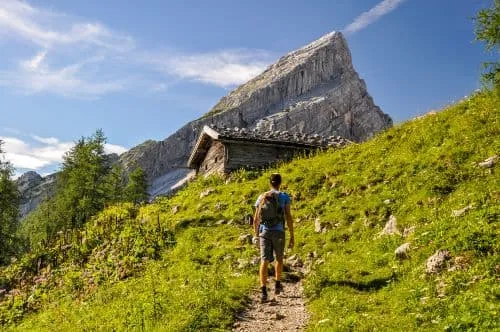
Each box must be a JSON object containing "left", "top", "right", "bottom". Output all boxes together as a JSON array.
[
  {"left": 275, "top": 258, "right": 283, "bottom": 281},
  {"left": 260, "top": 260, "right": 269, "bottom": 287}
]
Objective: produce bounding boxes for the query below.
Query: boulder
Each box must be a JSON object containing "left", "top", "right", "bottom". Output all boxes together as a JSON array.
[
  {"left": 451, "top": 204, "right": 473, "bottom": 217},
  {"left": 171, "top": 205, "right": 181, "bottom": 214},
  {"left": 380, "top": 215, "right": 400, "bottom": 236},
  {"left": 199, "top": 188, "right": 215, "bottom": 198},
  {"left": 478, "top": 155, "right": 498, "bottom": 168},
  {"left": 286, "top": 254, "right": 304, "bottom": 267},
  {"left": 395, "top": 243, "right": 411, "bottom": 260},
  {"left": 425, "top": 249, "right": 451, "bottom": 274},
  {"left": 239, "top": 234, "right": 253, "bottom": 245},
  {"left": 403, "top": 226, "right": 416, "bottom": 237}
]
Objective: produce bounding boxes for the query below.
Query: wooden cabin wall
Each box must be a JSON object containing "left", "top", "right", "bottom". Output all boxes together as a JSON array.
[
  {"left": 199, "top": 141, "right": 226, "bottom": 176},
  {"left": 224, "top": 142, "right": 307, "bottom": 172}
]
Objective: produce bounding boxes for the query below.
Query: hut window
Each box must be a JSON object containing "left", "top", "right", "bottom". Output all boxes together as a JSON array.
[
  {"left": 214, "top": 157, "right": 218, "bottom": 163},
  {"left": 204, "top": 164, "right": 208, "bottom": 171}
]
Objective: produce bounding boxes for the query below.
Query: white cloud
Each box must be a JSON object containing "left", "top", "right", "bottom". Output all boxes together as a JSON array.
[
  {"left": 0, "top": 50, "right": 128, "bottom": 98},
  {"left": 0, "top": 0, "right": 274, "bottom": 97},
  {"left": 0, "top": 0, "right": 134, "bottom": 51},
  {"left": 0, "top": 0, "right": 133, "bottom": 98},
  {"left": 105, "top": 143, "right": 128, "bottom": 155},
  {"left": 0, "top": 134, "right": 127, "bottom": 172},
  {"left": 143, "top": 49, "right": 274, "bottom": 87},
  {"left": 344, "top": 0, "right": 407, "bottom": 35}
]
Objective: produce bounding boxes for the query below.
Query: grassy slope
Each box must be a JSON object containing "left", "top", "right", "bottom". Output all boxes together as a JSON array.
[{"left": 2, "top": 91, "right": 499, "bottom": 331}]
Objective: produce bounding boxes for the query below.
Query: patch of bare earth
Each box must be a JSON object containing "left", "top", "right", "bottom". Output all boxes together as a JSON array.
[{"left": 233, "top": 272, "right": 309, "bottom": 332}]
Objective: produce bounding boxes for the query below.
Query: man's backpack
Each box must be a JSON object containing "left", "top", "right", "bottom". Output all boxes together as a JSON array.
[{"left": 257, "top": 191, "right": 285, "bottom": 228}]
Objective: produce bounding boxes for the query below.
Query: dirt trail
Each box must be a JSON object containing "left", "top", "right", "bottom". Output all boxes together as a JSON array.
[{"left": 232, "top": 272, "right": 309, "bottom": 332}]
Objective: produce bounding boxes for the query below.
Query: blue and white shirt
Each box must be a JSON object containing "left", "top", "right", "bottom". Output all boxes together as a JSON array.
[{"left": 255, "top": 189, "right": 291, "bottom": 232}]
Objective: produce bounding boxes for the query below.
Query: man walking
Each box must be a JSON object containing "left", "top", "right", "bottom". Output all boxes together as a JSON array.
[{"left": 253, "top": 173, "right": 294, "bottom": 302}]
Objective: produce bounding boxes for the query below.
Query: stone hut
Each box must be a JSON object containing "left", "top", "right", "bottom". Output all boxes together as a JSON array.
[{"left": 187, "top": 125, "right": 350, "bottom": 176}]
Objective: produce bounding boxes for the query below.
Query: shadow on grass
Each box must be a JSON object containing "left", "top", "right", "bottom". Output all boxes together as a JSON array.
[{"left": 320, "top": 274, "right": 397, "bottom": 292}]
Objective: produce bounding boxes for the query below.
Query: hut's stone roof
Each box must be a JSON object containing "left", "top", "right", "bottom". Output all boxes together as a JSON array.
[
  {"left": 188, "top": 125, "right": 351, "bottom": 169},
  {"left": 207, "top": 124, "right": 351, "bottom": 148}
]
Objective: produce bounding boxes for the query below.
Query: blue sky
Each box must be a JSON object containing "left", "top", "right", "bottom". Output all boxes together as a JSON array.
[{"left": 0, "top": 0, "right": 495, "bottom": 177}]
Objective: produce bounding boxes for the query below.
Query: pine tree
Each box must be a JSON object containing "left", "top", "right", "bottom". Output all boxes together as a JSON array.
[
  {"left": 105, "top": 164, "right": 126, "bottom": 204},
  {"left": 124, "top": 167, "right": 149, "bottom": 205},
  {"left": 56, "top": 129, "right": 110, "bottom": 228},
  {"left": 0, "top": 140, "right": 19, "bottom": 265},
  {"left": 475, "top": 0, "right": 500, "bottom": 87}
]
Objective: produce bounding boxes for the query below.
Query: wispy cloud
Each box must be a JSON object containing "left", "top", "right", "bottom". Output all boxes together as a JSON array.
[
  {"left": 0, "top": 134, "right": 127, "bottom": 172},
  {"left": 0, "top": 0, "right": 274, "bottom": 97},
  {"left": 0, "top": 1, "right": 271, "bottom": 97},
  {"left": 0, "top": 50, "right": 128, "bottom": 98},
  {"left": 144, "top": 50, "right": 274, "bottom": 87},
  {"left": 0, "top": 0, "right": 134, "bottom": 51},
  {"left": 344, "top": 0, "right": 407, "bottom": 35}
]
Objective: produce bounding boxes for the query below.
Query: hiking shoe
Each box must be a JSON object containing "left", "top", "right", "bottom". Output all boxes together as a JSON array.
[
  {"left": 274, "top": 281, "right": 283, "bottom": 295},
  {"left": 260, "top": 286, "right": 268, "bottom": 303}
]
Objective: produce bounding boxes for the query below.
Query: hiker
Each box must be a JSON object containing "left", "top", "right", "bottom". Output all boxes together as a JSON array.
[{"left": 253, "top": 173, "right": 294, "bottom": 302}]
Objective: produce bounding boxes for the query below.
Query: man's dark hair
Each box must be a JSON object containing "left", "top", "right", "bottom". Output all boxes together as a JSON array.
[{"left": 270, "top": 173, "right": 282, "bottom": 187}]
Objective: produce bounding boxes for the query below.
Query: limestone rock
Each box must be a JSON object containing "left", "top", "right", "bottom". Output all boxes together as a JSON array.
[
  {"left": 16, "top": 172, "right": 57, "bottom": 218},
  {"left": 16, "top": 154, "right": 119, "bottom": 218},
  {"left": 395, "top": 243, "right": 411, "bottom": 260},
  {"left": 237, "top": 258, "right": 249, "bottom": 269},
  {"left": 171, "top": 205, "right": 181, "bottom": 214},
  {"left": 477, "top": 155, "right": 497, "bottom": 168},
  {"left": 239, "top": 234, "right": 253, "bottom": 245},
  {"left": 425, "top": 249, "right": 451, "bottom": 274},
  {"left": 403, "top": 226, "right": 416, "bottom": 238},
  {"left": 215, "top": 219, "right": 227, "bottom": 225},
  {"left": 199, "top": 188, "right": 215, "bottom": 198},
  {"left": 287, "top": 254, "right": 304, "bottom": 267},
  {"left": 380, "top": 215, "right": 401, "bottom": 236},
  {"left": 314, "top": 218, "right": 329, "bottom": 233},
  {"left": 451, "top": 204, "right": 473, "bottom": 217}
]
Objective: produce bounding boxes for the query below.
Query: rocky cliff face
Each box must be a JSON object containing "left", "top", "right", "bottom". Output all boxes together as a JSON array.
[
  {"left": 17, "top": 171, "right": 56, "bottom": 218},
  {"left": 17, "top": 154, "right": 120, "bottom": 219},
  {"left": 18, "top": 31, "right": 392, "bottom": 216},
  {"left": 120, "top": 31, "right": 391, "bottom": 194}
]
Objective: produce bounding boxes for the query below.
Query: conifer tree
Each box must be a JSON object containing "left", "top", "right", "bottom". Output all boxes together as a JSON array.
[
  {"left": 105, "top": 164, "right": 126, "bottom": 204},
  {"left": 0, "top": 140, "right": 19, "bottom": 265},
  {"left": 56, "top": 129, "right": 110, "bottom": 228},
  {"left": 124, "top": 167, "right": 149, "bottom": 204},
  {"left": 475, "top": 0, "right": 499, "bottom": 87}
]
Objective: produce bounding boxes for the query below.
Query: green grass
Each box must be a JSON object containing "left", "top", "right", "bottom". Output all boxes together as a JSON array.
[{"left": 1, "top": 90, "right": 498, "bottom": 331}]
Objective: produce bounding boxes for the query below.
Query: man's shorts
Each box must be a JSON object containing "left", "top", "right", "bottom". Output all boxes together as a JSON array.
[{"left": 259, "top": 229, "right": 285, "bottom": 263}]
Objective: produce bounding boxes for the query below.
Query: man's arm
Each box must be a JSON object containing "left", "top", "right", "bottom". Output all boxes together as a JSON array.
[{"left": 284, "top": 204, "right": 294, "bottom": 249}]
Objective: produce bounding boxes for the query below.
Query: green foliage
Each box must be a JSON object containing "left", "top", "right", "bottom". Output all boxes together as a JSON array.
[
  {"left": 18, "top": 130, "right": 130, "bottom": 252},
  {"left": 474, "top": 0, "right": 500, "bottom": 87},
  {"left": 104, "top": 164, "right": 126, "bottom": 204},
  {"left": 57, "top": 129, "right": 110, "bottom": 228},
  {"left": 1, "top": 91, "right": 498, "bottom": 330},
  {"left": 124, "top": 167, "right": 149, "bottom": 205},
  {"left": 0, "top": 141, "right": 20, "bottom": 265}
]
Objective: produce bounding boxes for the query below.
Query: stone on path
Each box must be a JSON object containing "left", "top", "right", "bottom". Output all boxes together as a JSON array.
[{"left": 232, "top": 268, "right": 309, "bottom": 332}]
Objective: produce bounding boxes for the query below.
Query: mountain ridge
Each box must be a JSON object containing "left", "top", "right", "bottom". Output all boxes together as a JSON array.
[{"left": 17, "top": 31, "right": 391, "bottom": 217}]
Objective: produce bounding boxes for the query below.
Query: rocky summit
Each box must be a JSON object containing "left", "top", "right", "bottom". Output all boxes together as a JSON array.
[
  {"left": 120, "top": 31, "right": 391, "bottom": 195},
  {"left": 18, "top": 31, "right": 392, "bottom": 216}
]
